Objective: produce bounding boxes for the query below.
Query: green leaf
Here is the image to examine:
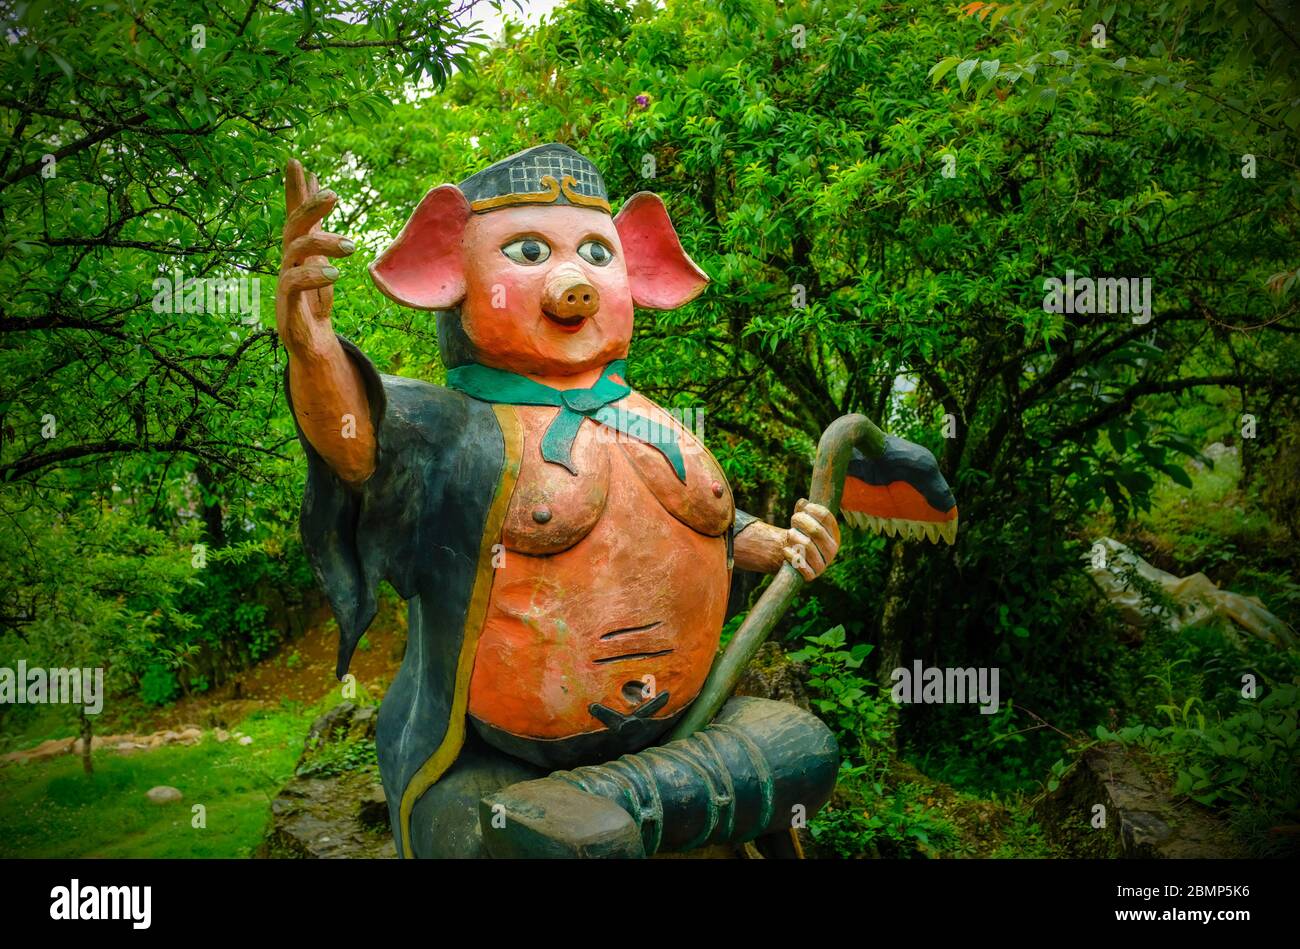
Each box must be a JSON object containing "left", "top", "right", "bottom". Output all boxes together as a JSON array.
[
  {"left": 929, "top": 56, "right": 960, "bottom": 84},
  {"left": 1160, "top": 463, "right": 1193, "bottom": 488},
  {"left": 956, "top": 58, "right": 979, "bottom": 93},
  {"left": 47, "top": 50, "right": 75, "bottom": 80}
]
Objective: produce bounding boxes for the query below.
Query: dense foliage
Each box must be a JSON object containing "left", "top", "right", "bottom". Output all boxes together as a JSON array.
[
  {"left": 1, "top": 0, "right": 1296, "bottom": 856},
  {"left": 1, "top": 0, "right": 484, "bottom": 708}
]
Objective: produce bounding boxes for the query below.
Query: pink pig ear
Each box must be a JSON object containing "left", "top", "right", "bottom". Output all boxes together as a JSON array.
[
  {"left": 369, "top": 184, "right": 471, "bottom": 310},
  {"left": 613, "top": 192, "right": 709, "bottom": 310}
]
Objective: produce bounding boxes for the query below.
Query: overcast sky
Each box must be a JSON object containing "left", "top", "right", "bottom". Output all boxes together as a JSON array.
[{"left": 465, "top": 0, "right": 572, "bottom": 41}]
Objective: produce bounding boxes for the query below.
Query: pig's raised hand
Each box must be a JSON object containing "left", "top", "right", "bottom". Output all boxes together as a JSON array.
[
  {"left": 276, "top": 159, "right": 355, "bottom": 355},
  {"left": 275, "top": 159, "right": 375, "bottom": 487}
]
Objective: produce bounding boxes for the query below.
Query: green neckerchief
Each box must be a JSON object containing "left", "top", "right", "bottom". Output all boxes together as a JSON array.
[{"left": 445, "top": 359, "right": 687, "bottom": 482}]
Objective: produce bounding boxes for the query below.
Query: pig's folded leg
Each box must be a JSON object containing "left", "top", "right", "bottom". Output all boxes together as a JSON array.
[{"left": 478, "top": 696, "right": 838, "bottom": 858}]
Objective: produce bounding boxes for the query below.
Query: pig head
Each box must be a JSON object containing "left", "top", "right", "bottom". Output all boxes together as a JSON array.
[{"left": 368, "top": 148, "right": 708, "bottom": 378}]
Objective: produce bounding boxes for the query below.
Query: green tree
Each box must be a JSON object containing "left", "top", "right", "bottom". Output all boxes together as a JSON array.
[
  {"left": 0, "top": 0, "right": 486, "bottom": 727},
  {"left": 314, "top": 0, "right": 1297, "bottom": 780}
]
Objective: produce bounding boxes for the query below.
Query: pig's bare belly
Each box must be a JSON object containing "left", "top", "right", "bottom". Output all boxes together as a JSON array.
[{"left": 467, "top": 450, "right": 730, "bottom": 743}]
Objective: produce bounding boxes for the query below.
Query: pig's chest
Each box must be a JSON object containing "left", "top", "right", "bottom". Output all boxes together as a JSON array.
[{"left": 467, "top": 396, "right": 735, "bottom": 755}]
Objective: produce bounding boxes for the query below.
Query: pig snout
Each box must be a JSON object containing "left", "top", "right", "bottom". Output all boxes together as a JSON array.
[{"left": 542, "top": 263, "right": 600, "bottom": 325}]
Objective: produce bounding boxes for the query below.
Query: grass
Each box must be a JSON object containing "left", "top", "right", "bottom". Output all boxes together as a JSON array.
[{"left": 0, "top": 700, "right": 320, "bottom": 858}]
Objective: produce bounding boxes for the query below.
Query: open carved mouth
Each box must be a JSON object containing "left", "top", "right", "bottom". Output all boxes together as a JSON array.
[{"left": 543, "top": 311, "right": 588, "bottom": 332}]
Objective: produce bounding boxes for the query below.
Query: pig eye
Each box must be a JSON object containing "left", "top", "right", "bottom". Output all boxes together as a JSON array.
[
  {"left": 501, "top": 238, "right": 551, "bottom": 265},
  {"left": 577, "top": 240, "right": 613, "bottom": 266}
]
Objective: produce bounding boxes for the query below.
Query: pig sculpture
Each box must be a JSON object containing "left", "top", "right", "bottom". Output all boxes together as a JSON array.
[{"left": 275, "top": 144, "right": 958, "bottom": 858}]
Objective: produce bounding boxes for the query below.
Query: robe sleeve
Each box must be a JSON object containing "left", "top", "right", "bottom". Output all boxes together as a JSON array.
[
  {"left": 286, "top": 336, "right": 443, "bottom": 678},
  {"left": 732, "top": 509, "right": 760, "bottom": 538}
]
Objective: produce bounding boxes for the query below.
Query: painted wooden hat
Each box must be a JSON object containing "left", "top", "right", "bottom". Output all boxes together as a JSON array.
[{"left": 458, "top": 142, "right": 610, "bottom": 214}]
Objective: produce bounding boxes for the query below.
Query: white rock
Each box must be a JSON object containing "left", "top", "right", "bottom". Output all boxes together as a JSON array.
[
  {"left": 146, "top": 785, "right": 183, "bottom": 804},
  {"left": 238, "top": 735, "right": 254, "bottom": 746}
]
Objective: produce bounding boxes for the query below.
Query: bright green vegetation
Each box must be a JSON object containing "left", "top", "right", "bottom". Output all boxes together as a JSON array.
[
  {"left": 1, "top": 0, "right": 1296, "bottom": 859},
  {"left": 0, "top": 701, "right": 315, "bottom": 859}
]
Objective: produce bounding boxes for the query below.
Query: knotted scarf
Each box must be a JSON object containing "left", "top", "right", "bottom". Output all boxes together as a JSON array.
[{"left": 446, "top": 359, "right": 686, "bottom": 482}]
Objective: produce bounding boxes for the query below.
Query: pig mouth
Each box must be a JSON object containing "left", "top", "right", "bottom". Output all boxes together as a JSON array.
[{"left": 542, "top": 311, "right": 588, "bottom": 332}]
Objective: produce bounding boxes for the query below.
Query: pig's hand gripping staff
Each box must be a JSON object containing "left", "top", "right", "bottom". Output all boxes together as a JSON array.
[{"left": 275, "top": 145, "right": 958, "bottom": 858}]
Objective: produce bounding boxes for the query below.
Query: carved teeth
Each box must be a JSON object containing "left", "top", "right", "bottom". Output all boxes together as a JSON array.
[{"left": 840, "top": 510, "right": 961, "bottom": 546}]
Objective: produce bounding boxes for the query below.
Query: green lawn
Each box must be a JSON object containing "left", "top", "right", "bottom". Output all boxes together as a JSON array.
[{"left": 0, "top": 702, "right": 316, "bottom": 858}]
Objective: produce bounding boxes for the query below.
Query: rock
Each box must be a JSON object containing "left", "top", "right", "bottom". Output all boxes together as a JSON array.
[
  {"left": 238, "top": 735, "right": 254, "bottom": 746},
  {"left": 1, "top": 737, "right": 75, "bottom": 765},
  {"left": 357, "top": 784, "right": 389, "bottom": 830},
  {"left": 4, "top": 721, "right": 244, "bottom": 765},
  {"left": 349, "top": 705, "right": 379, "bottom": 742},
  {"left": 732, "top": 642, "right": 812, "bottom": 711},
  {"left": 304, "top": 702, "right": 358, "bottom": 753},
  {"left": 72, "top": 735, "right": 118, "bottom": 755},
  {"left": 258, "top": 772, "right": 395, "bottom": 859},
  {"left": 215, "top": 729, "right": 230, "bottom": 743},
  {"left": 1035, "top": 743, "right": 1248, "bottom": 858},
  {"left": 1191, "top": 441, "right": 1238, "bottom": 471},
  {"left": 146, "top": 786, "right": 183, "bottom": 804},
  {"left": 257, "top": 704, "right": 394, "bottom": 859},
  {"left": 1085, "top": 537, "right": 1295, "bottom": 647}
]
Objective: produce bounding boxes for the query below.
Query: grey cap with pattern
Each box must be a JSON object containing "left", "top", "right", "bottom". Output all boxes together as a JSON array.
[{"left": 457, "top": 142, "right": 610, "bottom": 214}]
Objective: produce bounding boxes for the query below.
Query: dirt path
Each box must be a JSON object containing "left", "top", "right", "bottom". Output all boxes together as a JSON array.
[{"left": 136, "top": 599, "right": 407, "bottom": 731}]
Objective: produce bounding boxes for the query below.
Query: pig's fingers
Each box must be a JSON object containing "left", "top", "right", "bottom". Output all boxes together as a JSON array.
[
  {"left": 284, "top": 159, "right": 309, "bottom": 219},
  {"left": 786, "top": 527, "right": 827, "bottom": 575},
  {"left": 278, "top": 264, "right": 340, "bottom": 296},
  {"left": 782, "top": 545, "right": 817, "bottom": 582},
  {"left": 792, "top": 510, "right": 838, "bottom": 558},
  {"left": 283, "top": 189, "right": 337, "bottom": 249},
  {"left": 283, "top": 232, "right": 355, "bottom": 270},
  {"left": 306, "top": 172, "right": 326, "bottom": 236}
]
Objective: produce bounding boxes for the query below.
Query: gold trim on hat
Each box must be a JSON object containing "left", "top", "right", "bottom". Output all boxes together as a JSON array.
[
  {"left": 559, "top": 175, "right": 612, "bottom": 213},
  {"left": 468, "top": 174, "right": 611, "bottom": 214},
  {"left": 470, "top": 175, "right": 561, "bottom": 212}
]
